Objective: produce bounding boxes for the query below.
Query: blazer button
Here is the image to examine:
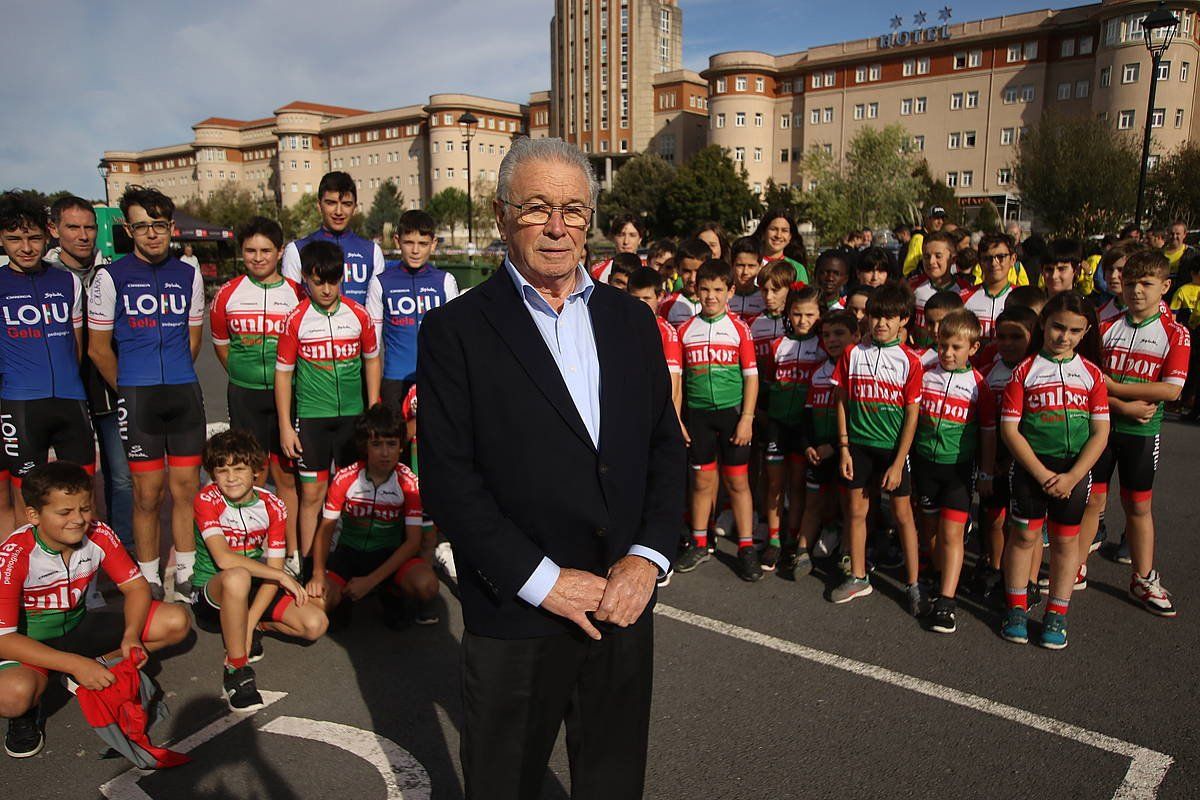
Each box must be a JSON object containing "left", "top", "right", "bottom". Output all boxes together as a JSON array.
[
  {"left": 599, "top": 463, "right": 609, "bottom": 475},
  {"left": 595, "top": 527, "right": 607, "bottom": 538}
]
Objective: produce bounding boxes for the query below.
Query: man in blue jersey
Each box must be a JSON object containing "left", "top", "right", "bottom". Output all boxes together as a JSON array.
[
  {"left": 0, "top": 194, "right": 96, "bottom": 486},
  {"left": 88, "top": 186, "right": 206, "bottom": 601},
  {"left": 281, "top": 171, "right": 384, "bottom": 306},
  {"left": 366, "top": 210, "right": 459, "bottom": 414}
]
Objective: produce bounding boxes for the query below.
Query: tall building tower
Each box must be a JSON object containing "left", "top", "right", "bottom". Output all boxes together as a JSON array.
[{"left": 551, "top": 0, "right": 683, "bottom": 170}]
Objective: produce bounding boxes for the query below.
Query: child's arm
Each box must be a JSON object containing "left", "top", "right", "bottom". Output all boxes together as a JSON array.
[
  {"left": 0, "top": 634, "right": 116, "bottom": 690},
  {"left": 1000, "top": 421, "right": 1055, "bottom": 485},
  {"left": 205, "top": 533, "right": 307, "bottom": 603},
  {"left": 883, "top": 403, "right": 919, "bottom": 491},
  {"left": 1105, "top": 377, "right": 1183, "bottom": 403},
  {"left": 1045, "top": 417, "right": 1109, "bottom": 499},
  {"left": 188, "top": 265, "right": 205, "bottom": 362},
  {"left": 344, "top": 525, "right": 423, "bottom": 602},
  {"left": 275, "top": 312, "right": 302, "bottom": 458},
  {"left": 306, "top": 516, "right": 339, "bottom": 598},
  {"left": 360, "top": 305, "right": 382, "bottom": 406},
  {"left": 364, "top": 355, "right": 382, "bottom": 407},
  {"left": 733, "top": 374, "right": 758, "bottom": 445},
  {"left": 114, "top": 577, "right": 153, "bottom": 661},
  {"left": 246, "top": 555, "right": 286, "bottom": 635},
  {"left": 836, "top": 388, "right": 853, "bottom": 480}
]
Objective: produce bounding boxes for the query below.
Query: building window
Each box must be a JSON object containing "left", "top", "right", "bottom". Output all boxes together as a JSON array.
[
  {"left": 1118, "top": 109, "right": 1135, "bottom": 129},
  {"left": 1176, "top": 108, "right": 1186, "bottom": 127},
  {"left": 780, "top": 148, "right": 790, "bottom": 162},
  {"left": 446, "top": 168, "right": 454, "bottom": 179},
  {"left": 1001, "top": 127, "right": 1014, "bottom": 145},
  {"left": 716, "top": 77, "right": 727, "bottom": 93},
  {"left": 1158, "top": 61, "right": 1171, "bottom": 81},
  {"left": 1004, "top": 86, "right": 1018, "bottom": 104},
  {"left": 868, "top": 102, "right": 878, "bottom": 119},
  {"left": 1061, "top": 39, "right": 1075, "bottom": 58},
  {"left": 903, "top": 59, "right": 915, "bottom": 76},
  {"left": 1076, "top": 80, "right": 1090, "bottom": 98},
  {"left": 869, "top": 64, "right": 881, "bottom": 80},
  {"left": 823, "top": 143, "right": 832, "bottom": 154},
  {"left": 822, "top": 107, "right": 834, "bottom": 123},
  {"left": 854, "top": 103, "right": 864, "bottom": 120},
  {"left": 951, "top": 92, "right": 963, "bottom": 110},
  {"left": 948, "top": 132, "right": 961, "bottom": 149},
  {"left": 998, "top": 167, "right": 1012, "bottom": 185},
  {"left": 734, "top": 146, "right": 745, "bottom": 162},
  {"left": 901, "top": 98, "right": 913, "bottom": 115},
  {"left": 716, "top": 113, "right": 725, "bottom": 128},
  {"left": 954, "top": 51, "right": 967, "bottom": 69},
  {"left": 1183, "top": 62, "right": 1191, "bottom": 81},
  {"left": 823, "top": 70, "right": 836, "bottom": 87},
  {"left": 1079, "top": 35, "right": 1093, "bottom": 55},
  {"left": 755, "top": 77, "right": 764, "bottom": 92},
  {"left": 969, "top": 50, "right": 982, "bottom": 67},
  {"left": 619, "top": 139, "right": 628, "bottom": 153},
  {"left": 1058, "top": 82, "right": 1072, "bottom": 100},
  {"left": 811, "top": 74, "right": 821, "bottom": 89},
  {"left": 735, "top": 112, "right": 745, "bottom": 127},
  {"left": 947, "top": 171, "right": 958, "bottom": 187},
  {"left": 780, "top": 115, "right": 790, "bottom": 129},
  {"left": 917, "top": 57, "right": 930, "bottom": 75},
  {"left": 964, "top": 130, "right": 977, "bottom": 147},
  {"left": 811, "top": 108, "right": 820, "bottom": 125},
  {"left": 1122, "top": 63, "right": 1140, "bottom": 84},
  {"left": 915, "top": 96, "right": 926, "bottom": 114},
  {"left": 1021, "top": 85, "right": 1035, "bottom": 102},
  {"left": 1024, "top": 41, "right": 1038, "bottom": 60},
  {"left": 1152, "top": 107, "right": 1165, "bottom": 127},
  {"left": 966, "top": 90, "right": 979, "bottom": 108},
  {"left": 961, "top": 170, "right": 973, "bottom": 188},
  {"left": 754, "top": 112, "right": 763, "bottom": 127},
  {"left": 1007, "top": 44, "right": 1021, "bottom": 63},
  {"left": 444, "top": 113, "right": 452, "bottom": 124},
  {"left": 735, "top": 76, "right": 747, "bottom": 91},
  {"left": 433, "top": 168, "right": 440, "bottom": 179},
  {"left": 913, "top": 135, "right": 925, "bottom": 151},
  {"left": 779, "top": 80, "right": 792, "bottom": 93},
  {"left": 753, "top": 147, "right": 762, "bottom": 163},
  {"left": 1101, "top": 66, "right": 1112, "bottom": 87}
]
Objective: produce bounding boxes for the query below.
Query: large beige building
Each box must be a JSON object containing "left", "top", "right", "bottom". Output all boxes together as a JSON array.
[
  {"left": 101, "top": 95, "right": 530, "bottom": 214},
  {"left": 704, "top": 0, "right": 1200, "bottom": 206}
]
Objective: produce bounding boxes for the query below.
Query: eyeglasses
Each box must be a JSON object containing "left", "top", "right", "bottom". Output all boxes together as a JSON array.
[
  {"left": 127, "top": 221, "right": 171, "bottom": 236},
  {"left": 981, "top": 252, "right": 1014, "bottom": 263},
  {"left": 500, "top": 200, "right": 593, "bottom": 229}
]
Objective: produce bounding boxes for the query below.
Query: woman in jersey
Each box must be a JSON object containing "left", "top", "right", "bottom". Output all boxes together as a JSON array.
[
  {"left": 999, "top": 292, "right": 1109, "bottom": 650},
  {"left": 753, "top": 210, "right": 809, "bottom": 284}
]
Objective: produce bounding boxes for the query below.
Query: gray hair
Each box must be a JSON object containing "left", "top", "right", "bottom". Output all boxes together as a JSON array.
[{"left": 496, "top": 137, "right": 600, "bottom": 209}]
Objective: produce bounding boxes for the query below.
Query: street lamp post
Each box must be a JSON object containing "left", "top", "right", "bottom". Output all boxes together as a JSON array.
[
  {"left": 97, "top": 160, "right": 111, "bottom": 206},
  {"left": 1134, "top": 2, "right": 1180, "bottom": 230},
  {"left": 458, "top": 111, "right": 479, "bottom": 264}
]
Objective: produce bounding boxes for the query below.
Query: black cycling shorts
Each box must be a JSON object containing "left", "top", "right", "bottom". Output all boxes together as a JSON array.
[
  {"left": 1091, "top": 432, "right": 1159, "bottom": 500},
  {"left": 380, "top": 379, "right": 415, "bottom": 419},
  {"left": 983, "top": 456, "right": 1012, "bottom": 516},
  {"left": 805, "top": 453, "right": 838, "bottom": 491},
  {"left": 764, "top": 419, "right": 806, "bottom": 462},
  {"left": 0, "top": 601, "right": 164, "bottom": 677},
  {"left": 911, "top": 454, "right": 974, "bottom": 517},
  {"left": 1009, "top": 455, "right": 1091, "bottom": 537},
  {"left": 1, "top": 397, "right": 95, "bottom": 481},
  {"left": 326, "top": 546, "right": 426, "bottom": 591},
  {"left": 117, "top": 383, "right": 205, "bottom": 471},
  {"left": 686, "top": 407, "right": 751, "bottom": 471},
  {"left": 295, "top": 416, "right": 357, "bottom": 481},
  {"left": 228, "top": 385, "right": 283, "bottom": 459},
  {"left": 842, "top": 443, "right": 912, "bottom": 496},
  {"left": 192, "top": 579, "right": 293, "bottom": 634}
]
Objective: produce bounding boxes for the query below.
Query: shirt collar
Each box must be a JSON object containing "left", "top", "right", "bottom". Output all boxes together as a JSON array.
[{"left": 504, "top": 256, "right": 593, "bottom": 314}]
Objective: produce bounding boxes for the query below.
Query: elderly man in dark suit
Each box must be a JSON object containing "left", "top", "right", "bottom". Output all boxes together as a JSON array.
[{"left": 417, "top": 137, "right": 685, "bottom": 799}]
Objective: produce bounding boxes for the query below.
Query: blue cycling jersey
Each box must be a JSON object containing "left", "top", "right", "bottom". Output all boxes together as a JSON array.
[
  {"left": 88, "top": 254, "right": 205, "bottom": 387},
  {"left": 281, "top": 228, "right": 385, "bottom": 306},
  {"left": 0, "top": 263, "right": 86, "bottom": 401},
  {"left": 365, "top": 263, "right": 459, "bottom": 381}
]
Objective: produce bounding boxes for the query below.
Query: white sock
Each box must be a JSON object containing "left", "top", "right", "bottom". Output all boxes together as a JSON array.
[
  {"left": 175, "top": 550, "right": 196, "bottom": 579},
  {"left": 138, "top": 559, "right": 162, "bottom": 585}
]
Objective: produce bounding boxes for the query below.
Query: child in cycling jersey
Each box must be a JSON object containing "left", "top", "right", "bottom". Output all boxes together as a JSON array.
[{"left": 306, "top": 406, "right": 439, "bottom": 628}]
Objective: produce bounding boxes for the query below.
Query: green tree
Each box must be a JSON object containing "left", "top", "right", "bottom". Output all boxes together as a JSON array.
[
  {"left": 1146, "top": 142, "right": 1200, "bottom": 227},
  {"left": 801, "top": 125, "right": 923, "bottom": 243},
  {"left": 471, "top": 175, "right": 499, "bottom": 245},
  {"left": 760, "top": 178, "right": 806, "bottom": 220},
  {"left": 662, "top": 146, "right": 759, "bottom": 238},
  {"left": 181, "top": 182, "right": 273, "bottom": 231},
  {"left": 912, "top": 161, "right": 962, "bottom": 225},
  {"left": 598, "top": 152, "right": 676, "bottom": 238},
  {"left": 427, "top": 187, "right": 471, "bottom": 243},
  {"left": 975, "top": 200, "right": 1003, "bottom": 234},
  {"left": 1013, "top": 111, "right": 1139, "bottom": 237},
  {"left": 2, "top": 188, "right": 77, "bottom": 208},
  {"left": 364, "top": 179, "right": 404, "bottom": 239},
  {"left": 279, "top": 193, "right": 322, "bottom": 241}
]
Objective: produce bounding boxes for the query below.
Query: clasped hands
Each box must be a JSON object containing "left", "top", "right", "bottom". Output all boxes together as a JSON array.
[{"left": 540, "top": 556, "right": 658, "bottom": 640}]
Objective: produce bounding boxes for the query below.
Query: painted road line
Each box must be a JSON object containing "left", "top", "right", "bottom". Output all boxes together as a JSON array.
[
  {"left": 262, "top": 716, "right": 432, "bottom": 800},
  {"left": 655, "top": 604, "right": 1174, "bottom": 800},
  {"left": 99, "top": 691, "right": 288, "bottom": 800}
]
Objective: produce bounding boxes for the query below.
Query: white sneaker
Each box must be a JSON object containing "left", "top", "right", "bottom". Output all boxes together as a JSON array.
[
  {"left": 434, "top": 541, "right": 457, "bottom": 580},
  {"left": 1130, "top": 570, "right": 1176, "bottom": 616}
]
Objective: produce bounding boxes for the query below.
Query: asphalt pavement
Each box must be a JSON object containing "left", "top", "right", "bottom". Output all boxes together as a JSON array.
[{"left": 3, "top": 326, "right": 1199, "bottom": 799}]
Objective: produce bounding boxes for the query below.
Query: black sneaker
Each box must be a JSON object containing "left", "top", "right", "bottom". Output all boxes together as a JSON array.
[
  {"left": 929, "top": 597, "right": 957, "bottom": 634},
  {"left": 760, "top": 543, "right": 781, "bottom": 572},
  {"left": 876, "top": 539, "right": 904, "bottom": 570},
  {"left": 674, "top": 543, "right": 710, "bottom": 573},
  {"left": 738, "top": 546, "right": 763, "bottom": 582},
  {"left": 223, "top": 666, "right": 265, "bottom": 712},
  {"left": 248, "top": 629, "right": 264, "bottom": 664},
  {"left": 415, "top": 602, "right": 440, "bottom": 625},
  {"left": 778, "top": 541, "right": 799, "bottom": 573},
  {"left": 380, "top": 591, "right": 413, "bottom": 630},
  {"left": 1027, "top": 581, "right": 1044, "bottom": 610},
  {"left": 5, "top": 707, "right": 43, "bottom": 758}
]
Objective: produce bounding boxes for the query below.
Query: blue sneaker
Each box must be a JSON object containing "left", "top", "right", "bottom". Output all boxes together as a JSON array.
[
  {"left": 1040, "top": 611, "right": 1068, "bottom": 650},
  {"left": 1001, "top": 608, "right": 1029, "bottom": 644}
]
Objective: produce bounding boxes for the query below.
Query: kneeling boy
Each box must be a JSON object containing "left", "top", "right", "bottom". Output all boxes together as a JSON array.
[{"left": 0, "top": 462, "right": 189, "bottom": 757}]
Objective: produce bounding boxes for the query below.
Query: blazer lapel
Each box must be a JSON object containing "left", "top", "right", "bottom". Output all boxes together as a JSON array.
[{"left": 479, "top": 269, "right": 596, "bottom": 451}]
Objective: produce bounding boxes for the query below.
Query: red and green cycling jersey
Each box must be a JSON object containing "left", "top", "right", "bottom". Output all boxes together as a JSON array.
[
  {"left": 1101, "top": 312, "right": 1190, "bottom": 436},
  {"left": 765, "top": 333, "right": 826, "bottom": 426},
  {"left": 322, "top": 462, "right": 422, "bottom": 552},
  {"left": 1001, "top": 352, "right": 1109, "bottom": 459},
  {"left": 831, "top": 340, "right": 924, "bottom": 450},
  {"left": 805, "top": 357, "right": 839, "bottom": 446},
  {"left": 210, "top": 274, "right": 303, "bottom": 390},
  {"left": 915, "top": 365, "right": 996, "bottom": 464},
  {"left": 0, "top": 522, "right": 139, "bottom": 642},
  {"left": 192, "top": 484, "right": 288, "bottom": 589},
  {"left": 678, "top": 312, "right": 758, "bottom": 411},
  {"left": 275, "top": 297, "right": 379, "bottom": 418}
]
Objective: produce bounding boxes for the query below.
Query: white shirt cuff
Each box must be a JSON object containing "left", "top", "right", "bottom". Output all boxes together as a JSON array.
[
  {"left": 517, "top": 556, "right": 560, "bottom": 607},
  {"left": 627, "top": 545, "right": 671, "bottom": 578}
]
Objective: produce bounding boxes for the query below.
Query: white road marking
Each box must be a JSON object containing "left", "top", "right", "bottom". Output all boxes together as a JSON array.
[
  {"left": 262, "top": 716, "right": 432, "bottom": 800},
  {"left": 99, "top": 691, "right": 288, "bottom": 800},
  {"left": 655, "top": 604, "right": 1174, "bottom": 800}
]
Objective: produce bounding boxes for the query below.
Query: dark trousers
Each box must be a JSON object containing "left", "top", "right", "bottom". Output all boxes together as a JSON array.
[{"left": 461, "top": 612, "right": 653, "bottom": 800}]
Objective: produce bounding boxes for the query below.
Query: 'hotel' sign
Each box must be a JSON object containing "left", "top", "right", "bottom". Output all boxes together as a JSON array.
[{"left": 879, "top": 8, "right": 953, "bottom": 48}]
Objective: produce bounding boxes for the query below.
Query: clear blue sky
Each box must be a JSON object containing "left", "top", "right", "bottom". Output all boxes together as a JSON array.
[{"left": 1, "top": 0, "right": 1076, "bottom": 198}]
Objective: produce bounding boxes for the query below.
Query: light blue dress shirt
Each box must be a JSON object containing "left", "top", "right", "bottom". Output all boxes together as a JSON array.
[{"left": 504, "top": 259, "right": 672, "bottom": 607}]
